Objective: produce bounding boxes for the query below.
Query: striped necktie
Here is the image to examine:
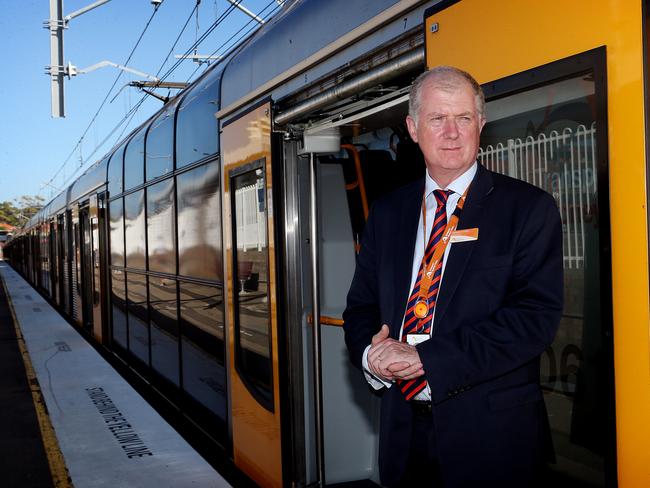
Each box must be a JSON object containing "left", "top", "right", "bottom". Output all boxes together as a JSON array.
[{"left": 399, "top": 189, "right": 451, "bottom": 401}]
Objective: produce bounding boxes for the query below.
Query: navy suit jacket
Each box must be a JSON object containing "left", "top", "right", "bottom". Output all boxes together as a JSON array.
[{"left": 343, "top": 164, "right": 563, "bottom": 487}]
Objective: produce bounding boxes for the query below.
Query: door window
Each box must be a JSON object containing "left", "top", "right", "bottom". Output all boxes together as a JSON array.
[
  {"left": 230, "top": 160, "right": 273, "bottom": 411},
  {"left": 479, "top": 72, "right": 609, "bottom": 485}
]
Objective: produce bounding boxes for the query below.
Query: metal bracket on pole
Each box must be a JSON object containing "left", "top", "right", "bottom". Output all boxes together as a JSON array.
[
  {"left": 226, "top": 0, "right": 265, "bottom": 24},
  {"left": 174, "top": 53, "right": 223, "bottom": 66},
  {"left": 128, "top": 80, "right": 190, "bottom": 103},
  {"left": 67, "top": 61, "right": 161, "bottom": 81},
  {"left": 44, "top": 0, "right": 114, "bottom": 117},
  {"left": 45, "top": 0, "right": 173, "bottom": 117},
  {"left": 129, "top": 81, "right": 189, "bottom": 90},
  {"left": 64, "top": 0, "right": 112, "bottom": 23}
]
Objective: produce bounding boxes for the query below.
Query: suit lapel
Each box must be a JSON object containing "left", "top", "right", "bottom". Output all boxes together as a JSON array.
[
  {"left": 433, "top": 165, "right": 494, "bottom": 330},
  {"left": 391, "top": 179, "right": 424, "bottom": 338}
]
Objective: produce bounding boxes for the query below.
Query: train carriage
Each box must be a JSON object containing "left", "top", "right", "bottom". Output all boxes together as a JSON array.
[{"left": 5, "top": 0, "right": 650, "bottom": 486}]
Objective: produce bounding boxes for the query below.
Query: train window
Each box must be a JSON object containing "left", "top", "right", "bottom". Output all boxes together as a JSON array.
[
  {"left": 179, "top": 281, "right": 227, "bottom": 428},
  {"left": 176, "top": 73, "right": 220, "bottom": 168},
  {"left": 146, "top": 178, "right": 176, "bottom": 274},
  {"left": 111, "top": 269, "right": 128, "bottom": 349},
  {"left": 124, "top": 190, "right": 146, "bottom": 270},
  {"left": 126, "top": 271, "right": 149, "bottom": 365},
  {"left": 479, "top": 72, "right": 608, "bottom": 484},
  {"left": 124, "top": 129, "right": 145, "bottom": 191},
  {"left": 176, "top": 162, "right": 222, "bottom": 280},
  {"left": 146, "top": 103, "right": 176, "bottom": 181},
  {"left": 109, "top": 198, "right": 124, "bottom": 267},
  {"left": 149, "top": 277, "right": 179, "bottom": 386},
  {"left": 108, "top": 143, "right": 125, "bottom": 197},
  {"left": 230, "top": 160, "right": 273, "bottom": 411}
]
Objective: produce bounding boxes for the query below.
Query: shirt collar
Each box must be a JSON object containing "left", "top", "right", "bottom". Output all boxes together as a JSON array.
[{"left": 425, "top": 162, "right": 477, "bottom": 197}]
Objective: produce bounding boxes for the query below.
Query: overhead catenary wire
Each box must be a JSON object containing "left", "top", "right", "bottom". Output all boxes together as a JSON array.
[
  {"left": 154, "top": 1, "right": 202, "bottom": 80},
  {"left": 185, "top": 0, "right": 283, "bottom": 83},
  {"left": 42, "top": 1, "right": 165, "bottom": 197},
  {"left": 109, "top": 0, "right": 244, "bottom": 146},
  {"left": 104, "top": 0, "right": 272, "bottom": 149},
  {"left": 72, "top": 0, "right": 241, "bottom": 175},
  {"left": 154, "top": 1, "right": 241, "bottom": 84},
  {"left": 56, "top": 0, "right": 203, "bottom": 191},
  {"left": 117, "top": 0, "right": 284, "bottom": 142},
  {"left": 57, "top": 0, "right": 282, "bottom": 191}
]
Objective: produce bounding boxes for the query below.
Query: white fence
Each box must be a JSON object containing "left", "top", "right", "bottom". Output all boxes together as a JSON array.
[
  {"left": 478, "top": 122, "right": 597, "bottom": 269},
  {"left": 235, "top": 182, "right": 266, "bottom": 252}
]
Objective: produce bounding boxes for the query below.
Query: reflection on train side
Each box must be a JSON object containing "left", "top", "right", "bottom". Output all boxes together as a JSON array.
[
  {"left": 231, "top": 162, "right": 274, "bottom": 410},
  {"left": 179, "top": 282, "right": 226, "bottom": 422},
  {"left": 480, "top": 74, "right": 606, "bottom": 483}
]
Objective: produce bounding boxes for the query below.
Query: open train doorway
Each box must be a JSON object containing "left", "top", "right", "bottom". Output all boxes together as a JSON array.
[
  {"left": 288, "top": 4, "right": 617, "bottom": 487},
  {"left": 284, "top": 44, "right": 614, "bottom": 488},
  {"left": 285, "top": 83, "right": 427, "bottom": 486}
]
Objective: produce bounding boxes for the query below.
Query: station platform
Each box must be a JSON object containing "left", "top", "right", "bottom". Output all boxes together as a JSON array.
[{"left": 0, "top": 261, "right": 231, "bottom": 488}]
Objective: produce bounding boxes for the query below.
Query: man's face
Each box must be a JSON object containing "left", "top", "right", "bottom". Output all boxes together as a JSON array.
[{"left": 406, "top": 80, "right": 485, "bottom": 185}]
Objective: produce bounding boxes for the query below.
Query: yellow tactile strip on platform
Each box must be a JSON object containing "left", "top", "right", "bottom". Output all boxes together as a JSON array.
[{"left": 0, "top": 266, "right": 73, "bottom": 488}]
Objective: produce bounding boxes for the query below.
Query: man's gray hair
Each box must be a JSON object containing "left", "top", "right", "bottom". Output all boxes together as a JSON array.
[{"left": 408, "top": 66, "right": 485, "bottom": 125}]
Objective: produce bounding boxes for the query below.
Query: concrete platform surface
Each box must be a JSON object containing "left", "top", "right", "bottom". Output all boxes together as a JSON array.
[{"left": 0, "top": 262, "right": 231, "bottom": 488}]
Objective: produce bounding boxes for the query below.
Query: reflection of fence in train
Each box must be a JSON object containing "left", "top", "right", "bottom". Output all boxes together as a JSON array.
[
  {"left": 234, "top": 183, "right": 266, "bottom": 252},
  {"left": 479, "top": 122, "right": 597, "bottom": 269}
]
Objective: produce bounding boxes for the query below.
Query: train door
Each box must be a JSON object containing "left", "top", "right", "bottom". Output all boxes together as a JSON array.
[
  {"left": 94, "top": 193, "right": 108, "bottom": 343},
  {"left": 33, "top": 229, "right": 40, "bottom": 289},
  {"left": 79, "top": 202, "right": 94, "bottom": 333},
  {"left": 290, "top": 102, "right": 427, "bottom": 486},
  {"left": 41, "top": 223, "right": 49, "bottom": 294},
  {"left": 222, "top": 102, "right": 283, "bottom": 488},
  {"left": 422, "top": 1, "right": 650, "bottom": 486},
  {"left": 71, "top": 205, "right": 83, "bottom": 326},
  {"left": 271, "top": 53, "right": 426, "bottom": 488},
  {"left": 26, "top": 231, "right": 36, "bottom": 283},
  {"left": 49, "top": 221, "right": 58, "bottom": 304},
  {"left": 57, "top": 213, "right": 67, "bottom": 312},
  {"left": 300, "top": 147, "right": 385, "bottom": 488}
]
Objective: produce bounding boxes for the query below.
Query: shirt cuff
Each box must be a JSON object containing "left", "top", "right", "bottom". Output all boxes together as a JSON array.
[{"left": 362, "top": 344, "right": 393, "bottom": 390}]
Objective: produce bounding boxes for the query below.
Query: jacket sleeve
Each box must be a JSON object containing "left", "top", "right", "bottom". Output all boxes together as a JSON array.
[{"left": 419, "top": 191, "right": 564, "bottom": 403}]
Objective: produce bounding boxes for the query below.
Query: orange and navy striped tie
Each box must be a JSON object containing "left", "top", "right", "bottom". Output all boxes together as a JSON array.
[{"left": 399, "top": 189, "right": 451, "bottom": 401}]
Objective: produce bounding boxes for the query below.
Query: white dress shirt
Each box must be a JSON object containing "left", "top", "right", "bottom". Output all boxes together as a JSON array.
[{"left": 361, "top": 163, "right": 477, "bottom": 400}]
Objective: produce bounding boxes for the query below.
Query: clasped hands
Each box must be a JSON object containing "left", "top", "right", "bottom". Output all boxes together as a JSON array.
[{"left": 367, "top": 324, "right": 425, "bottom": 382}]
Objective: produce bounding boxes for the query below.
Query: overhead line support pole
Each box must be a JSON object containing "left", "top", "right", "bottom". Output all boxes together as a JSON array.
[
  {"left": 45, "top": 0, "right": 114, "bottom": 118},
  {"left": 47, "top": 0, "right": 65, "bottom": 118}
]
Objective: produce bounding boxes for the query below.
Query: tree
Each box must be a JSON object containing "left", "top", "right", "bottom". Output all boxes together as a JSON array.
[
  {"left": 15, "top": 195, "right": 45, "bottom": 221},
  {"left": 0, "top": 201, "right": 20, "bottom": 227},
  {"left": 0, "top": 195, "right": 45, "bottom": 227}
]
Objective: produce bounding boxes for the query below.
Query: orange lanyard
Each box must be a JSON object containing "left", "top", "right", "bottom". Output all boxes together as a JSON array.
[{"left": 413, "top": 187, "right": 469, "bottom": 320}]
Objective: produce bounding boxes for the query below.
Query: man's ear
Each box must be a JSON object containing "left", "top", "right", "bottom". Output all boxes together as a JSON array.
[
  {"left": 479, "top": 116, "right": 487, "bottom": 134},
  {"left": 405, "top": 115, "right": 418, "bottom": 143}
]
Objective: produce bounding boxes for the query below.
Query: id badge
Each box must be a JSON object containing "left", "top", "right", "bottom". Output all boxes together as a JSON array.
[{"left": 406, "top": 334, "right": 430, "bottom": 346}]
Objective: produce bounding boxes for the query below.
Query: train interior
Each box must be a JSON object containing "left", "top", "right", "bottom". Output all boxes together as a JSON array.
[
  {"left": 311, "top": 95, "right": 422, "bottom": 485},
  {"left": 300, "top": 68, "right": 607, "bottom": 486}
]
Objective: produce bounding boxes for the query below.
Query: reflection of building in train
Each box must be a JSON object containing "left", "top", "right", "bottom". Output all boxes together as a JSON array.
[{"left": 234, "top": 177, "right": 266, "bottom": 252}]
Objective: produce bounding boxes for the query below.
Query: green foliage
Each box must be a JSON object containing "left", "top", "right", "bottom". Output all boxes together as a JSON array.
[{"left": 0, "top": 195, "right": 45, "bottom": 227}]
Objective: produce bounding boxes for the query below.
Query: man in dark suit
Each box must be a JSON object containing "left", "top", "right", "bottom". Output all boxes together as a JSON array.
[{"left": 343, "top": 66, "right": 563, "bottom": 487}]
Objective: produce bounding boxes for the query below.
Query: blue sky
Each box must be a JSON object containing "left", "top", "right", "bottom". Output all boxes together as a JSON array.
[{"left": 0, "top": 0, "right": 275, "bottom": 204}]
